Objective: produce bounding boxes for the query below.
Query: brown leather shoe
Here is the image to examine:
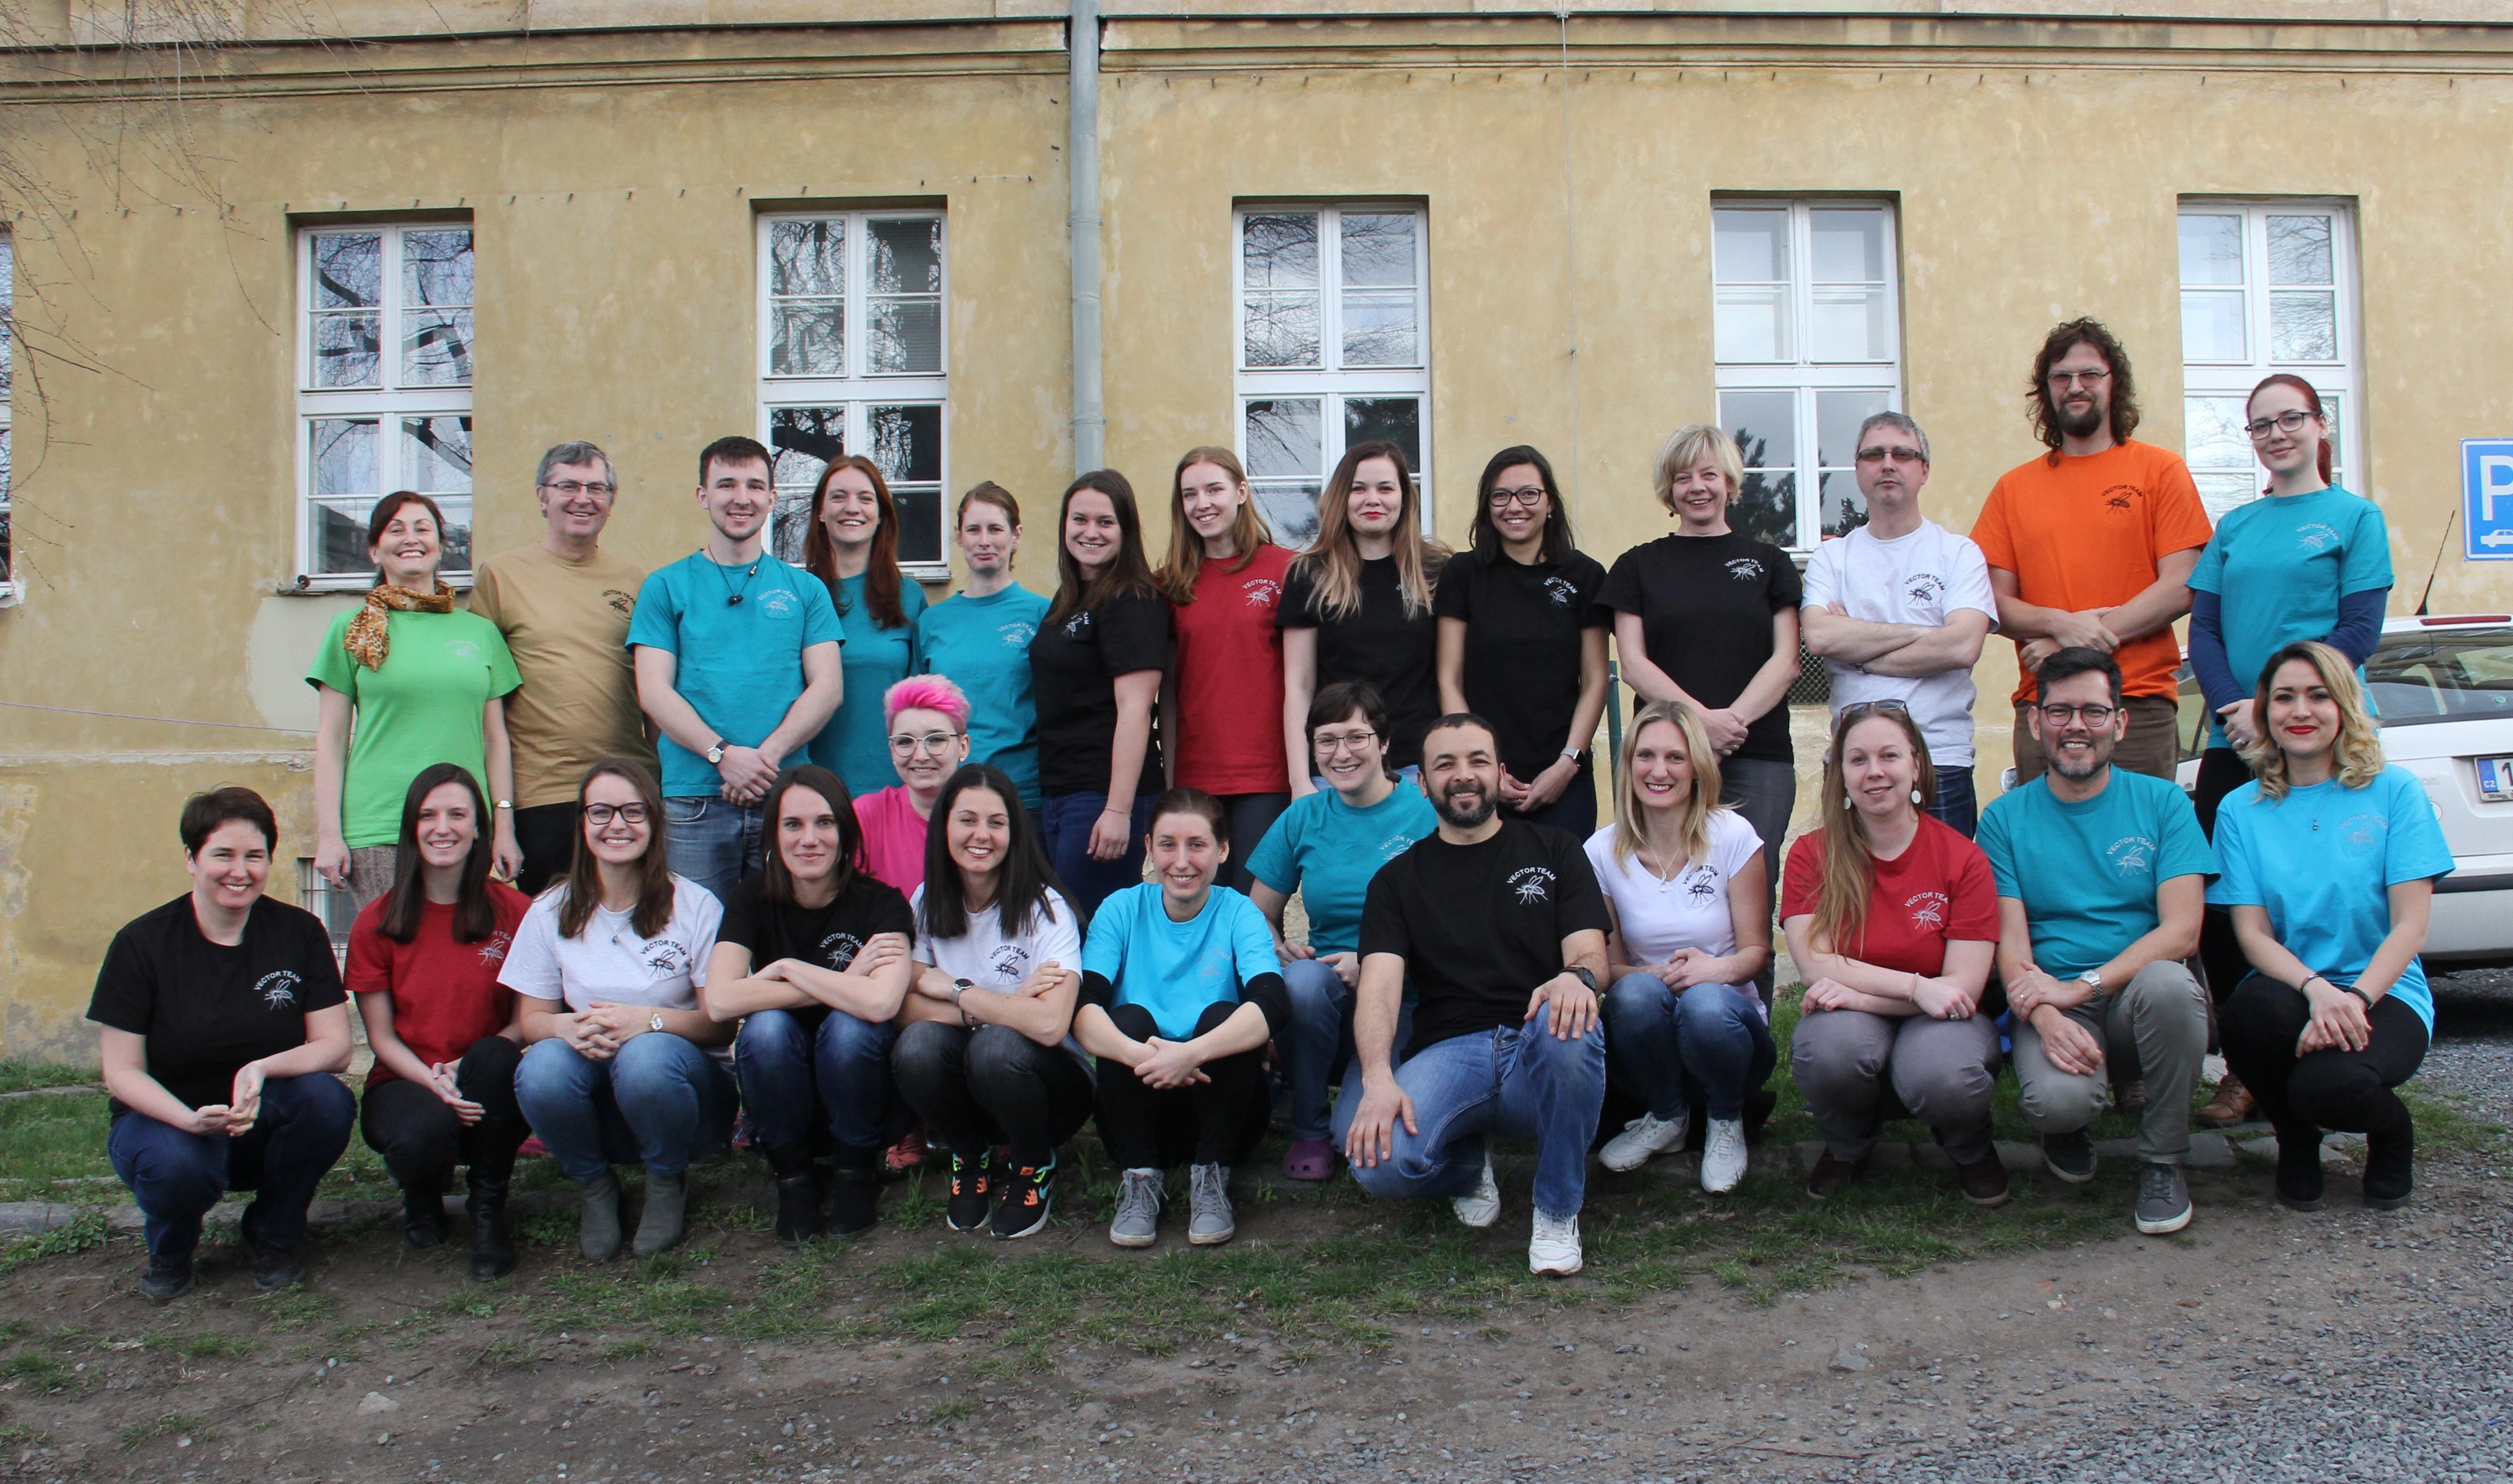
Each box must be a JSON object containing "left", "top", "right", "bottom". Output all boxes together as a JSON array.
[
  {"left": 2195, "top": 1072, "right": 2257, "bottom": 1128},
  {"left": 1805, "top": 1151, "right": 1865, "bottom": 1199},
  {"left": 1952, "top": 1150, "right": 2011, "bottom": 1207}
]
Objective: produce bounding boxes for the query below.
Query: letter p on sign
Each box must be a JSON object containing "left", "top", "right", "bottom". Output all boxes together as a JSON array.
[{"left": 2463, "top": 440, "right": 2513, "bottom": 561}]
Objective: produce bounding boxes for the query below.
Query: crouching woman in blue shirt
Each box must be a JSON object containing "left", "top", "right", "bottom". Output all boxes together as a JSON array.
[
  {"left": 1074, "top": 788, "right": 1288, "bottom": 1252},
  {"left": 2211, "top": 641, "right": 2453, "bottom": 1214}
]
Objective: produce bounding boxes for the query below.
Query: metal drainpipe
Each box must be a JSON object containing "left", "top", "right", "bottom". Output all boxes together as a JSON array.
[{"left": 1069, "top": 0, "right": 1104, "bottom": 475}]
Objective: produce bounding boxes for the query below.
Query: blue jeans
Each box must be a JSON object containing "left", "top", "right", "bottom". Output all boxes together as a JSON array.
[
  {"left": 515, "top": 1034, "right": 737, "bottom": 1181},
  {"left": 733, "top": 1006, "right": 898, "bottom": 1168},
  {"left": 1343, "top": 1022, "right": 1606, "bottom": 1219},
  {"left": 1040, "top": 791, "right": 1156, "bottom": 918},
  {"left": 108, "top": 1073, "right": 355, "bottom": 1264},
  {"left": 663, "top": 796, "right": 764, "bottom": 908},
  {"left": 1930, "top": 766, "right": 1978, "bottom": 840},
  {"left": 1282, "top": 958, "right": 1416, "bottom": 1143},
  {"left": 1604, "top": 974, "right": 1777, "bottom": 1123}
]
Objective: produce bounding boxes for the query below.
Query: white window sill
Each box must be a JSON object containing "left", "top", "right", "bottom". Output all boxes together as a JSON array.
[{"left": 277, "top": 573, "right": 474, "bottom": 597}]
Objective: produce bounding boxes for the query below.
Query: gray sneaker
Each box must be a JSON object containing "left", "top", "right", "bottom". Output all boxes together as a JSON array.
[
  {"left": 2042, "top": 1128, "right": 2097, "bottom": 1185},
  {"left": 2134, "top": 1161, "right": 2192, "bottom": 1235},
  {"left": 1188, "top": 1163, "right": 1236, "bottom": 1246},
  {"left": 1108, "top": 1168, "right": 1164, "bottom": 1248}
]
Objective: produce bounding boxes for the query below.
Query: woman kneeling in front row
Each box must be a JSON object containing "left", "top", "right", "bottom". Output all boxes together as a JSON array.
[
  {"left": 1784, "top": 703, "right": 2009, "bottom": 1205},
  {"left": 1076, "top": 788, "right": 1288, "bottom": 1249},
  {"left": 2212, "top": 641, "right": 2453, "bottom": 1212}
]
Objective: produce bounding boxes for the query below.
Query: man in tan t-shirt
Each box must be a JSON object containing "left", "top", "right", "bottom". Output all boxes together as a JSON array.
[{"left": 469, "top": 441, "right": 654, "bottom": 893}]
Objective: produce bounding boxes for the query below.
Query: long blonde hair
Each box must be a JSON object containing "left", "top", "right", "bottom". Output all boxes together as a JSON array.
[
  {"left": 2242, "top": 640, "right": 2384, "bottom": 801},
  {"left": 1287, "top": 439, "right": 1446, "bottom": 622},
  {"left": 1155, "top": 445, "right": 1274, "bottom": 603},
  {"left": 1611, "top": 702, "right": 1729, "bottom": 874},
  {"left": 1808, "top": 704, "right": 1938, "bottom": 957}
]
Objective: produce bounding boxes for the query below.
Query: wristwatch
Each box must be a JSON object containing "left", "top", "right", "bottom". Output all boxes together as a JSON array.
[
  {"left": 951, "top": 979, "right": 978, "bottom": 1028},
  {"left": 648, "top": 1010, "right": 666, "bottom": 1033},
  {"left": 705, "top": 740, "right": 727, "bottom": 766},
  {"left": 2077, "top": 969, "right": 2105, "bottom": 994},
  {"left": 1568, "top": 966, "right": 1600, "bottom": 993}
]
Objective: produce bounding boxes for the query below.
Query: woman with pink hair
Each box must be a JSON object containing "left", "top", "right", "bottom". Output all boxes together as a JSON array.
[{"left": 855, "top": 676, "right": 974, "bottom": 895}]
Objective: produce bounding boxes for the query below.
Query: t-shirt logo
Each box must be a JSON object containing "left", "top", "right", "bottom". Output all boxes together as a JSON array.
[
  {"left": 998, "top": 620, "right": 1038, "bottom": 648},
  {"left": 1508, "top": 866, "right": 1556, "bottom": 905},
  {"left": 603, "top": 589, "right": 636, "bottom": 617},
  {"left": 1683, "top": 865, "right": 1720, "bottom": 907},
  {"left": 1724, "top": 557, "right": 1763, "bottom": 582},
  {"left": 254, "top": 970, "right": 303, "bottom": 1010},
  {"left": 1376, "top": 832, "right": 1418, "bottom": 862},
  {"left": 641, "top": 939, "right": 690, "bottom": 976},
  {"left": 477, "top": 930, "right": 513, "bottom": 965},
  {"left": 2101, "top": 485, "right": 2142, "bottom": 515},
  {"left": 443, "top": 638, "right": 483, "bottom": 660},
  {"left": 2105, "top": 835, "right": 2157, "bottom": 878},
  {"left": 1242, "top": 578, "right": 1283, "bottom": 609},
  {"left": 989, "top": 943, "right": 1032, "bottom": 982},
  {"left": 1904, "top": 891, "right": 1949, "bottom": 932},
  {"left": 819, "top": 932, "right": 865, "bottom": 971},
  {"left": 2339, "top": 812, "right": 2387, "bottom": 854},
  {"left": 755, "top": 588, "right": 799, "bottom": 617},
  {"left": 1543, "top": 576, "right": 1579, "bottom": 607},
  {"left": 2298, "top": 523, "right": 2341, "bottom": 554},
  {"left": 1904, "top": 573, "right": 1947, "bottom": 605},
  {"left": 1062, "top": 612, "right": 1091, "bottom": 638}
]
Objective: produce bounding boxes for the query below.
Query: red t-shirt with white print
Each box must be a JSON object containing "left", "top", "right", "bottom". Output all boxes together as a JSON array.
[{"left": 1780, "top": 815, "right": 1998, "bottom": 976}]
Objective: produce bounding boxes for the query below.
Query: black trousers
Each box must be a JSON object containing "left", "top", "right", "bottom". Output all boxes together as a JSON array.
[
  {"left": 891, "top": 1021, "right": 1096, "bottom": 1164},
  {"left": 359, "top": 1035, "right": 529, "bottom": 1189},
  {"left": 2192, "top": 746, "right": 2257, "bottom": 1008},
  {"left": 2219, "top": 973, "right": 2428, "bottom": 1144},
  {"left": 1093, "top": 1001, "right": 1271, "bottom": 1170},
  {"left": 512, "top": 803, "right": 579, "bottom": 898}
]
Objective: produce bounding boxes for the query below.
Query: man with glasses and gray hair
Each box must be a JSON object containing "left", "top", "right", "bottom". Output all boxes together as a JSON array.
[
  {"left": 1800, "top": 411, "right": 1997, "bottom": 837},
  {"left": 470, "top": 442, "right": 656, "bottom": 893}
]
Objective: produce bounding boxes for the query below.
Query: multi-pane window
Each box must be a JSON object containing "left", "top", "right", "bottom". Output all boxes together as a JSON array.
[
  {"left": 295, "top": 224, "right": 474, "bottom": 584},
  {"left": 1711, "top": 200, "right": 1902, "bottom": 551},
  {"left": 0, "top": 232, "right": 13, "bottom": 599},
  {"left": 1234, "top": 205, "right": 1430, "bottom": 549},
  {"left": 2178, "top": 202, "right": 2362, "bottom": 521},
  {"left": 757, "top": 211, "right": 948, "bottom": 574}
]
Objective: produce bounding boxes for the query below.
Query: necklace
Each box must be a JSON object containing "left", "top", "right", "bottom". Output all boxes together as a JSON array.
[
  {"left": 1639, "top": 833, "right": 1683, "bottom": 891},
  {"left": 707, "top": 548, "right": 764, "bottom": 607}
]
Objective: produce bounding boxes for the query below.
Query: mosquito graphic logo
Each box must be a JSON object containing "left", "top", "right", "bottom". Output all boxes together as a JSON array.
[
  {"left": 820, "top": 932, "right": 865, "bottom": 971},
  {"left": 254, "top": 971, "right": 303, "bottom": 1010},
  {"left": 1905, "top": 891, "right": 1949, "bottom": 931},
  {"left": 1508, "top": 866, "right": 1557, "bottom": 905}
]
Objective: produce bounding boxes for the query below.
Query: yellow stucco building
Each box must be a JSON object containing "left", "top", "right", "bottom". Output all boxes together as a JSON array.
[{"left": 2, "top": 1, "right": 2508, "bottom": 1058}]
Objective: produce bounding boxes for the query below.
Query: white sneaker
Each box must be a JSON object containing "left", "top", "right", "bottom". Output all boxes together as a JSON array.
[
  {"left": 1700, "top": 1118, "right": 1748, "bottom": 1194},
  {"left": 1529, "top": 1210, "right": 1583, "bottom": 1276},
  {"left": 1452, "top": 1155, "right": 1501, "bottom": 1229},
  {"left": 1598, "top": 1109, "right": 1690, "bottom": 1173}
]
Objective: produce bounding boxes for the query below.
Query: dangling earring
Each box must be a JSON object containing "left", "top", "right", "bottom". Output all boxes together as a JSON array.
[
  {"left": 1911, "top": 788, "right": 1925, "bottom": 807},
  {"left": 1842, "top": 794, "right": 1854, "bottom": 811}
]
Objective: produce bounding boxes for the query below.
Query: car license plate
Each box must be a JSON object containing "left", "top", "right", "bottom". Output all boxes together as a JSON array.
[{"left": 2481, "top": 757, "right": 2513, "bottom": 803}]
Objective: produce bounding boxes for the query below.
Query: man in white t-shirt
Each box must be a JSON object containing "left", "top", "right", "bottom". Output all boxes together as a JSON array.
[{"left": 1801, "top": 412, "right": 1998, "bottom": 837}]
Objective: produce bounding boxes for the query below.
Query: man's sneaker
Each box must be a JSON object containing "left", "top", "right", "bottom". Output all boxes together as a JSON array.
[
  {"left": 1108, "top": 1168, "right": 1164, "bottom": 1248},
  {"left": 1529, "top": 1210, "right": 1583, "bottom": 1276},
  {"left": 1187, "top": 1162, "right": 1236, "bottom": 1246},
  {"left": 992, "top": 1156, "right": 1055, "bottom": 1240},
  {"left": 1952, "top": 1150, "right": 2011, "bottom": 1207},
  {"left": 2274, "top": 1130, "right": 2327, "bottom": 1212},
  {"left": 141, "top": 1255, "right": 194, "bottom": 1305},
  {"left": 2134, "top": 1161, "right": 2192, "bottom": 1235},
  {"left": 946, "top": 1149, "right": 998, "bottom": 1232},
  {"left": 2042, "top": 1129, "right": 2097, "bottom": 1185},
  {"left": 1805, "top": 1150, "right": 1864, "bottom": 1200},
  {"left": 1598, "top": 1110, "right": 1689, "bottom": 1173},
  {"left": 1451, "top": 1156, "right": 1501, "bottom": 1229},
  {"left": 1699, "top": 1118, "right": 1748, "bottom": 1194}
]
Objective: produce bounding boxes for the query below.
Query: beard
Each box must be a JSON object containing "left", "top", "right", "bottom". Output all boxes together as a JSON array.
[
  {"left": 2046, "top": 734, "right": 2110, "bottom": 780},
  {"left": 1434, "top": 779, "right": 1497, "bottom": 828},
  {"left": 2054, "top": 398, "right": 2106, "bottom": 442}
]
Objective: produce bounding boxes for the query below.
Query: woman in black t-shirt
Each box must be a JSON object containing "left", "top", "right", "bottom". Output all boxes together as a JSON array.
[
  {"left": 1029, "top": 470, "right": 1171, "bottom": 916},
  {"left": 88, "top": 787, "right": 356, "bottom": 1304},
  {"left": 1598, "top": 424, "right": 1804, "bottom": 897},
  {"left": 1435, "top": 445, "right": 1611, "bottom": 837},
  {"left": 1280, "top": 439, "right": 1449, "bottom": 791},
  {"left": 702, "top": 764, "right": 915, "bottom": 1242}
]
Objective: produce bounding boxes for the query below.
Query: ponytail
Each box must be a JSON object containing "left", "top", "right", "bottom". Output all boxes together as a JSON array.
[{"left": 2248, "top": 373, "right": 2333, "bottom": 493}]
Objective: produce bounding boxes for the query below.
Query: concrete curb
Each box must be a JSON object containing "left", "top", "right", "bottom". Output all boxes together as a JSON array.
[{"left": 0, "top": 1189, "right": 564, "bottom": 1238}]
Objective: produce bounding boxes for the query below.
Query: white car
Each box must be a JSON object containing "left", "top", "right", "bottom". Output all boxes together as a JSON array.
[{"left": 2172, "top": 614, "right": 2513, "bottom": 969}]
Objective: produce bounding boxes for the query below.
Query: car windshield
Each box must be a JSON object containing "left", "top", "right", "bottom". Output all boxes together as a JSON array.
[{"left": 2366, "top": 628, "right": 2513, "bottom": 727}]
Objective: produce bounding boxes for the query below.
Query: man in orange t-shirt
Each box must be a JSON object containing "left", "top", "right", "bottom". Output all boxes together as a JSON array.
[{"left": 1972, "top": 319, "right": 2214, "bottom": 782}]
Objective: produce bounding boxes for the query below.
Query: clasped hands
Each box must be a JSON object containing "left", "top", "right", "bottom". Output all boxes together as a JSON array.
[
  {"left": 2017, "top": 608, "right": 2122, "bottom": 672},
  {"left": 2009, "top": 964, "right": 2106, "bottom": 1076}
]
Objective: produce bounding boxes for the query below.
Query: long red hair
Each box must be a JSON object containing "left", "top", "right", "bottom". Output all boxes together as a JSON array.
[
  {"left": 2248, "top": 373, "right": 2335, "bottom": 493},
  {"left": 802, "top": 455, "right": 908, "bottom": 629}
]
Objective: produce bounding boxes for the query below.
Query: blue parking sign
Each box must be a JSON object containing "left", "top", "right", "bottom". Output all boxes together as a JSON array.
[{"left": 2467, "top": 439, "right": 2513, "bottom": 561}]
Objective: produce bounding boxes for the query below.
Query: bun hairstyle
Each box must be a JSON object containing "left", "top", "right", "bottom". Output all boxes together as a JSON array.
[
  {"left": 2248, "top": 373, "right": 2335, "bottom": 492},
  {"left": 1148, "top": 786, "right": 1233, "bottom": 849}
]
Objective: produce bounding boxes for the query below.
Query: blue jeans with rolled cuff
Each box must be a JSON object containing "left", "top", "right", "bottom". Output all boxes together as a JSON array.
[
  {"left": 733, "top": 1006, "right": 899, "bottom": 1172},
  {"left": 514, "top": 1033, "right": 737, "bottom": 1182},
  {"left": 1602, "top": 973, "right": 1776, "bottom": 1124},
  {"left": 108, "top": 1072, "right": 356, "bottom": 1265},
  {"left": 1342, "top": 1018, "right": 1607, "bottom": 1220},
  {"left": 662, "top": 796, "right": 765, "bottom": 911}
]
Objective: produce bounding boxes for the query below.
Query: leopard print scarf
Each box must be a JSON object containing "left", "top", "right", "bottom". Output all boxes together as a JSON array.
[{"left": 344, "top": 581, "right": 456, "bottom": 672}]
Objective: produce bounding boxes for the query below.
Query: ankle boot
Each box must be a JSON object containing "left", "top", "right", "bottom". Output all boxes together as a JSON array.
[
  {"left": 467, "top": 1171, "right": 516, "bottom": 1281},
  {"left": 402, "top": 1175, "right": 450, "bottom": 1251},
  {"left": 773, "top": 1172, "right": 823, "bottom": 1243},
  {"left": 577, "top": 1169, "right": 625, "bottom": 1262},
  {"left": 633, "top": 1169, "right": 689, "bottom": 1258}
]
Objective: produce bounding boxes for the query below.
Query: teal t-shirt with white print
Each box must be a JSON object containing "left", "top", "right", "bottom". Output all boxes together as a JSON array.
[
  {"left": 626, "top": 552, "right": 843, "bottom": 798},
  {"left": 1976, "top": 768, "right": 2216, "bottom": 981}
]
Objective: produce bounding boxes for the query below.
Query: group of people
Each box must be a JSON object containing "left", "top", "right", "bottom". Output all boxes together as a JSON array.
[{"left": 89, "top": 318, "right": 2448, "bottom": 1299}]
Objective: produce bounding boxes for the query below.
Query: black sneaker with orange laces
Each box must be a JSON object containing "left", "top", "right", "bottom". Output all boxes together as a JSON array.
[
  {"left": 946, "top": 1148, "right": 998, "bottom": 1232},
  {"left": 991, "top": 1154, "right": 1056, "bottom": 1240}
]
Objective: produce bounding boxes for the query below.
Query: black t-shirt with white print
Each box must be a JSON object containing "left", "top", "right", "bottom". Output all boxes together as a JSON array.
[
  {"left": 1595, "top": 531, "right": 1804, "bottom": 764},
  {"left": 1029, "top": 587, "right": 1171, "bottom": 797},
  {"left": 1432, "top": 549, "right": 1609, "bottom": 783},
  {"left": 717, "top": 870, "right": 915, "bottom": 978},
  {"left": 1358, "top": 818, "right": 1611, "bottom": 1059},
  {"left": 86, "top": 894, "right": 348, "bottom": 1116}
]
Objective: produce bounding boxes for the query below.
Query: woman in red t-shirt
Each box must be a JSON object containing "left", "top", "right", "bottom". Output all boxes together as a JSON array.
[
  {"left": 1156, "top": 446, "right": 1297, "bottom": 890},
  {"left": 348, "top": 763, "right": 531, "bottom": 1280},
  {"left": 1780, "top": 705, "right": 2006, "bottom": 1206}
]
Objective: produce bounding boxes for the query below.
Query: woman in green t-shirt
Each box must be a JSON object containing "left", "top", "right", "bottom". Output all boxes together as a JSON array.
[{"left": 309, "top": 492, "right": 523, "bottom": 909}]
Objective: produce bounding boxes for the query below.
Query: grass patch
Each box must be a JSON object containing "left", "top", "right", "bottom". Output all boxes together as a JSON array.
[
  {"left": 925, "top": 1398, "right": 975, "bottom": 1424},
  {"left": 162, "top": 1332, "right": 256, "bottom": 1361},
  {"left": 0, "top": 1212, "right": 109, "bottom": 1276},
  {"left": 2400, "top": 1084, "right": 2507, "bottom": 1158},
  {"left": 0, "top": 1354, "right": 73, "bottom": 1392},
  {"left": 0, "top": 1091, "right": 116, "bottom": 1204},
  {"left": 116, "top": 1411, "right": 206, "bottom": 1450},
  {"left": 0, "top": 1062, "right": 98, "bottom": 1095}
]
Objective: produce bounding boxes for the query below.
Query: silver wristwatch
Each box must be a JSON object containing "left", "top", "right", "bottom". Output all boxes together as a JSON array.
[{"left": 2077, "top": 969, "right": 2104, "bottom": 994}]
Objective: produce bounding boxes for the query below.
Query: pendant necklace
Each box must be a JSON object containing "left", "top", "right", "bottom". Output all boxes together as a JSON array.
[{"left": 707, "top": 547, "right": 764, "bottom": 607}]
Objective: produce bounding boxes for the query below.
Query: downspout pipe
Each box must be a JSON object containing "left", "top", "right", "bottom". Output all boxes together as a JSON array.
[{"left": 1069, "top": 0, "right": 1104, "bottom": 475}]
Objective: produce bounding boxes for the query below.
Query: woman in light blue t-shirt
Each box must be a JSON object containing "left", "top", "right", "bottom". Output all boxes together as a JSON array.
[
  {"left": 804, "top": 456, "right": 928, "bottom": 797},
  {"left": 917, "top": 485, "right": 1052, "bottom": 810},
  {"left": 2211, "top": 642, "right": 2452, "bottom": 1216}
]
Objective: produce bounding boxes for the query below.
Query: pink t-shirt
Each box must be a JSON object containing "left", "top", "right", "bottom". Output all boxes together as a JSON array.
[{"left": 855, "top": 786, "right": 930, "bottom": 897}]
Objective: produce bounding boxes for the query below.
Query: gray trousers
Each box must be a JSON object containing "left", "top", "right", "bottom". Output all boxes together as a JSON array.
[
  {"left": 1791, "top": 1009, "right": 2000, "bottom": 1164},
  {"left": 2010, "top": 960, "right": 2208, "bottom": 1163}
]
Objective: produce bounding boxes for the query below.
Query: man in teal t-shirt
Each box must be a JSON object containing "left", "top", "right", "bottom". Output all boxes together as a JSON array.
[
  {"left": 1976, "top": 648, "right": 2214, "bottom": 1236},
  {"left": 917, "top": 582, "right": 1051, "bottom": 808},
  {"left": 627, "top": 436, "right": 844, "bottom": 905}
]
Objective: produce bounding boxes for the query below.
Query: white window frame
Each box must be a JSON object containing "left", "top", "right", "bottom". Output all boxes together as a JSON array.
[
  {"left": 2177, "top": 199, "right": 2363, "bottom": 524},
  {"left": 1711, "top": 197, "right": 1904, "bottom": 553},
  {"left": 1232, "top": 202, "right": 1432, "bottom": 549},
  {"left": 0, "top": 230, "right": 14, "bottom": 606},
  {"left": 755, "top": 208, "right": 950, "bottom": 579},
  {"left": 291, "top": 221, "right": 475, "bottom": 590}
]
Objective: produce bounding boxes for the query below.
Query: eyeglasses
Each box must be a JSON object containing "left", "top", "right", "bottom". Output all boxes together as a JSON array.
[
  {"left": 584, "top": 803, "right": 648, "bottom": 826},
  {"left": 1841, "top": 699, "right": 1910, "bottom": 717},
  {"left": 889, "top": 731, "right": 962, "bottom": 757},
  {"left": 1854, "top": 445, "right": 1925, "bottom": 466},
  {"left": 540, "top": 480, "right": 618, "bottom": 498},
  {"left": 1487, "top": 487, "right": 1549, "bottom": 509},
  {"left": 2037, "top": 702, "right": 2118, "bottom": 727},
  {"left": 2047, "top": 369, "right": 2112, "bottom": 390},
  {"left": 1312, "top": 729, "right": 1380, "bottom": 754},
  {"left": 2245, "top": 408, "right": 2319, "bottom": 441}
]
